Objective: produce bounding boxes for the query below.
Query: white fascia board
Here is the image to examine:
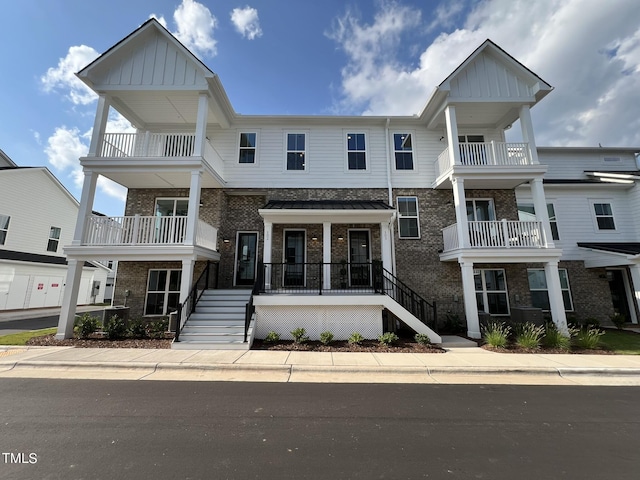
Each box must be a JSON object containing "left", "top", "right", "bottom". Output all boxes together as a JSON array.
[
  {"left": 64, "top": 245, "right": 220, "bottom": 262},
  {"left": 439, "top": 248, "right": 563, "bottom": 263},
  {"left": 258, "top": 209, "right": 396, "bottom": 224},
  {"left": 254, "top": 295, "right": 386, "bottom": 307}
]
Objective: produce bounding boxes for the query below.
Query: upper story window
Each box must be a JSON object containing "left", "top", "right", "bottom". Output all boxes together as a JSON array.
[
  {"left": 466, "top": 199, "right": 495, "bottom": 221},
  {"left": 239, "top": 133, "right": 257, "bottom": 164},
  {"left": 517, "top": 203, "right": 560, "bottom": 241},
  {"left": 593, "top": 202, "right": 615, "bottom": 230},
  {"left": 0, "top": 214, "right": 9, "bottom": 245},
  {"left": 347, "top": 133, "right": 366, "bottom": 170},
  {"left": 155, "top": 198, "right": 189, "bottom": 217},
  {"left": 393, "top": 133, "right": 414, "bottom": 170},
  {"left": 47, "top": 227, "right": 61, "bottom": 252},
  {"left": 397, "top": 197, "right": 420, "bottom": 239},
  {"left": 286, "top": 133, "right": 306, "bottom": 171}
]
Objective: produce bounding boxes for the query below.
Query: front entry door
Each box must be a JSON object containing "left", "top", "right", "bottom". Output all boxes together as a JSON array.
[
  {"left": 349, "top": 230, "right": 371, "bottom": 287},
  {"left": 235, "top": 233, "right": 258, "bottom": 286},
  {"left": 607, "top": 269, "right": 633, "bottom": 322},
  {"left": 284, "top": 230, "right": 305, "bottom": 287}
]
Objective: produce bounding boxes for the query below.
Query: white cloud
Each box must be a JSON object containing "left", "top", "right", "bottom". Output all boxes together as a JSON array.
[
  {"left": 328, "top": 0, "right": 640, "bottom": 147},
  {"left": 230, "top": 6, "right": 263, "bottom": 40},
  {"left": 173, "top": 0, "right": 218, "bottom": 57},
  {"left": 40, "top": 45, "right": 100, "bottom": 105}
]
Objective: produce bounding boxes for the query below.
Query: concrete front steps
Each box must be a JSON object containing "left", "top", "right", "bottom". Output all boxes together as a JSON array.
[{"left": 172, "top": 289, "right": 253, "bottom": 350}]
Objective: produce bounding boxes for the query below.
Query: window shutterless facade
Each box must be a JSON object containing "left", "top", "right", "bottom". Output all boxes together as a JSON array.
[
  {"left": 239, "top": 132, "right": 257, "bottom": 164},
  {"left": 47, "top": 226, "right": 61, "bottom": 252},
  {"left": 145, "top": 269, "right": 182, "bottom": 315},
  {"left": 393, "top": 133, "right": 414, "bottom": 170},
  {"left": 527, "top": 268, "right": 573, "bottom": 311},
  {"left": 397, "top": 197, "right": 420, "bottom": 238},
  {"left": 592, "top": 202, "right": 615, "bottom": 230},
  {"left": 346, "top": 133, "right": 366, "bottom": 170},
  {"left": 0, "top": 214, "right": 9, "bottom": 245},
  {"left": 286, "top": 133, "right": 306, "bottom": 171},
  {"left": 517, "top": 203, "right": 559, "bottom": 240},
  {"left": 474, "top": 269, "right": 509, "bottom": 315}
]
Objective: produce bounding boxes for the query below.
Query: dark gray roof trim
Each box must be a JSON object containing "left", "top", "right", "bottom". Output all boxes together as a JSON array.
[
  {"left": 262, "top": 200, "right": 395, "bottom": 210},
  {"left": 577, "top": 243, "right": 640, "bottom": 255},
  {"left": 0, "top": 249, "right": 95, "bottom": 267}
]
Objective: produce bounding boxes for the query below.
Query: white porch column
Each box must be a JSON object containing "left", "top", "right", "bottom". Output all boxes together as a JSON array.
[
  {"left": 56, "top": 259, "right": 84, "bottom": 339},
  {"left": 263, "top": 221, "right": 273, "bottom": 289},
  {"left": 444, "top": 105, "right": 462, "bottom": 165},
  {"left": 544, "top": 260, "right": 569, "bottom": 335},
  {"left": 460, "top": 260, "right": 481, "bottom": 339},
  {"left": 323, "top": 222, "right": 331, "bottom": 290},
  {"left": 180, "top": 259, "right": 196, "bottom": 305},
  {"left": 452, "top": 177, "right": 469, "bottom": 248},
  {"left": 530, "top": 178, "right": 555, "bottom": 248},
  {"left": 88, "top": 95, "right": 110, "bottom": 157},
  {"left": 72, "top": 170, "right": 98, "bottom": 245},
  {"left": 185, "top": 170, "right": 202, "bottom": 245},
  {"left": 628, "top": 265, "right": 640, "bottom": 324},
  {"left": 519, "top": 105, "right": 540, "bottom": 165},
  {"left": 193, "top": 93, "right": 209, "bottom": 157}
]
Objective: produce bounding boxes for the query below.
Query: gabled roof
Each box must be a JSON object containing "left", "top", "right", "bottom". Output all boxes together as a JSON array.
[{"left": 0, "top": 148, "right": 17, "bottom": 167}]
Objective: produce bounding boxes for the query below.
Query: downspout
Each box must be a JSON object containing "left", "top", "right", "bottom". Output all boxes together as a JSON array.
[{"left": 384, "top": 118, "right": 397, "bottom": 275}]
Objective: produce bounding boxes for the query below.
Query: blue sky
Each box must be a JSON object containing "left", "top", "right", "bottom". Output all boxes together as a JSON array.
[{"left": 1, "top": 0, "right": 639, "bottom": 217}]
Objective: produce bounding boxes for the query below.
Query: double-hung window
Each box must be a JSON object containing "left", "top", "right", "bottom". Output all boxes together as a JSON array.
[
  {"left": 0, "top": 214, "right": 9, "bottom": 245},
  {"left": 397, "top": 197, "right": 420, "bottom": 238},
  {"left": 239, "top": 133, "right": 257, "bottom": 164},
  {"left": 145, "top": 269, "right": 182, "bottom": 315},
  {"left": 286, "top": 133, "right": 306, "bottom": 171},
  {"left": 517, "top": 203, "right": 560, "bottom": 240},
  {"left": 466, "top": 199, "right": 495, "bottom": 221},
  {"left": 528, "top": 268, "right": 573, "bottom": 311},
  {"left": 47, "top": 227, "right": 61, "bottom": 252},
  {"left": 393, "top": 133, "right": 414, "bottom": 170},
  {"left": 347, "top": 133, "right": 366, "bottom": 170},
  {"left": 475, "top": 269, "right": 509, "bottom": 315},
  {"left": 593, "top": 202, "right": 615, "bottom": 230}
]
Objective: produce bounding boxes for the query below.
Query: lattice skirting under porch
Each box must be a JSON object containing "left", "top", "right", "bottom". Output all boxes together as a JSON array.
[{"left": 254, "top": 305, "right": 383, "bottom": 341}]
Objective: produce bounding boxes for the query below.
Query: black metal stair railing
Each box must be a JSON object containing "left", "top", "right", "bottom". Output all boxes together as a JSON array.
[
  {"left": 244, "top": 261, "right": 264, "bottom": 342},
  {"left": 175, "top": 261, "right": 213, "bottom": 342}
]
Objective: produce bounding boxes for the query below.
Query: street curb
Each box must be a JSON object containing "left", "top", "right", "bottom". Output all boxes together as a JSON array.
[
  {"left": 557, "top": 367, "right": 640, "bottom": 376},
  {"left": 291, "top": 365, "right": 428, "bottom": 375},
  {"left": 155, "top": 362, "right": 291, "bottom": 373}
]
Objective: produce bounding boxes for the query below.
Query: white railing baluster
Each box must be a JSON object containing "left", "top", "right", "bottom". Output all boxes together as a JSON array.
[{"left": 442, "top": 220, "right": 545, "bottom": 251}]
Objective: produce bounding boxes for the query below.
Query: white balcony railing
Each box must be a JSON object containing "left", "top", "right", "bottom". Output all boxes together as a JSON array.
[
  {"left": 435, "top": 142, "right": 532, "bottom": 177},
  {"left": 441, "top": 220, "right": 546, "bottom": 251},
  {"left": 99, "top": 133, "right": 196, "bottom": 158},
  {"left": 83, "top": 215, "right": 218, "bottom": 250}
]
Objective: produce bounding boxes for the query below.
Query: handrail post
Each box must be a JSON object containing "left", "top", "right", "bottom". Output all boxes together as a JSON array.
[
  {"left": 175, "top": 303, "right": 182, "bottom": 342},
  {"left": 205, "top": 260, "right": 210, "bottom": 288},
  {"left": 318, "top": 262, "right": 322, "bottom": 295}
]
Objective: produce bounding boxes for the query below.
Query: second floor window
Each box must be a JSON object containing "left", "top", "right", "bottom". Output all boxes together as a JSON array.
[
  {"left": 593, "top": 202, "right": 615, "bottom": 230},
  {"left": 239, "top": 133, "right": 257, "bottom": 164},
  {"left": 466, "top": 199, "right": 495, "bottom": 221},
  {"left": 47, "top": 227, "right": 61, "bottom": 252},
  {"left": 517, "top": 203, "right": 560, "bottom": 241},
  {"left": 286, "top": 133, "right": 306, "bottom": 171},
  {"left": 394, "top": 133, "right": 414, "bottom": 170},
  {"left": 347, "top": 133, "right": 366, "bottom": 170},
  {"left": 0, "top": 214, "right": 9, "bottom": 245},
  {"left": 397, "top": 197, "right": 420, "bottom": 238}
]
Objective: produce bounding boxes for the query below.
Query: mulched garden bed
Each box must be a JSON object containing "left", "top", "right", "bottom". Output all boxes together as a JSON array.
[
  {"left": 26, "top": 333, "right": 174, "bottom": 349},
  {"left": 251, "top": 338, "right": 445, "bottom": 353}
]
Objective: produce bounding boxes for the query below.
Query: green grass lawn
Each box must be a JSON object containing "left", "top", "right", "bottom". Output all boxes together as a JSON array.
[
  {"left": 0, "top": 328, "right": 57, "bottom": 346},
  {"left": 599, "top": 329, "right": 640, "bottom": 355}
]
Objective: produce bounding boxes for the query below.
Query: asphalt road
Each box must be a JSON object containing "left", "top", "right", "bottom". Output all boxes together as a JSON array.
[{"left": 0, "top": 380, "right": 639, "bottom": 479}]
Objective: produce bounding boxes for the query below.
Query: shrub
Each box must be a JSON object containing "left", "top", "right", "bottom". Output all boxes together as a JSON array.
[
  {"left": 378, "top": 332, "right": 399, "bottom": 345},
  {"left": 348, "top": 332, "right": 364, "bottom": 345},
  {"left": 542, "top": 323, "right": 571, "bottom": 350},
  {"left": 319, "top": 331, "right": 334, "bottom": 345},
  {"left": 127, "top": 318, "right": 147, "bottom": 339},
  {"left": 583, "top": 317, "right": 601, "bottom": 328},
  {"left": 482, "top": 321, "right": 510, "bottom": 348},
  {"left": 574, "top": 327, "right": 604, "bottom": 350},
  {"left": 148, "top": 318, "right": 169, "bottom": 339},
  {"left": 414, "top": 333, "right": 431, "bottom": 345},
  {"left": 514, "top": 322, "right": 545, "bottom": 349},
  {"left": 264, "top": 331, "right": 281, "bottom": 343},
  {"left": 290, "top": 327, "right": 309, "bottom": 344},
  {"left": 610, "top": 313, "right": 626, "bottom": 330},
  {"left": 103, "top": 315, "right": 127, "bottom": 340},
  {"left": 74, "top": 313, "right": 100, "bottom": 339}
]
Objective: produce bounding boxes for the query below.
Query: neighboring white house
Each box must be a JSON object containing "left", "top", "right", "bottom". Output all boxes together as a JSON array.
[
  {"left": 0, "top": 152, "right": 110, "bottom": 310},
  {"left": 54, "top": 19, "right": 640, "bottom": 349}
]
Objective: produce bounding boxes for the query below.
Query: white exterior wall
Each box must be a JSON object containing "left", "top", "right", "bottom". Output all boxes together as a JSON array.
[{"left": 538, "top": 150, "right": 639, "bottom": 180}]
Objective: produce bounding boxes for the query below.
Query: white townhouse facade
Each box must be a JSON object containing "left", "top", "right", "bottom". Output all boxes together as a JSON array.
[
  {"left": 55, "top": 19, "right": 638, "bottom": 348},
  {"left": 0, "top": 150, "right": 109, "bottom": 310}
]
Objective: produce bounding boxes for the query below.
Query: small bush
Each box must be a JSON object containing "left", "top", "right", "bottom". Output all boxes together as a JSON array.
[
  {"left": 414, "top": 333, "right": 431, "bottom": 345},
  {"left": 290, "top": 327, "right": 309, "bottom": 344},
  {"left": 264, "top": 331, "right": 281, "bottom": 343},
  {"left": 610, "top": 313, "right": 626, "bottom": 330},
  {"left": 574, "top": 327, "right": 604, "bottom": 350},
  {"left": 148, "top": 318, "right": 168, "bottom": 339},
  {"left": 74, "top": 313, "right": 100, "bottom": 339},
  {"left": 348, "top": 332, "right": 364, "bottom": 345},
  {"left": 103, "top": 315, "right": 127, "bottom": 340},
  {"left": 378, "top": 332, "right": 399, "bottom": 345},
  {"left": 319, "top": 331, "right": 334, "bottom": 345},
  {"left": 583, "top": 317, "right": 601, "bottom": 328},
  {"left": 127, "top": 318, "right": 147, "bottom": 339},
  {"left": 482, "top": 321, "right": 511, "bottom": 348},
  {"left": 542, "top": 323, "right": 571, "bottom": 350},
  {"left": 514, "top": 322, "right": 545, "bottom": 349}
]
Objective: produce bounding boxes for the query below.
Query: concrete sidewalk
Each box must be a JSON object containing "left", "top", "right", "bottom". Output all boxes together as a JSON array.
[{"left": 2, "top": 345, "right": 640, "bottom": 385}]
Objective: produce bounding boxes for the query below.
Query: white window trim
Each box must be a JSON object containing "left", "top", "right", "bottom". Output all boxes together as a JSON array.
[
  {"left": 391, "top": 131, "right": 417, "bottom": 172},
  {"left": 155, "top": 198, "right": 189, "bottom": 216},
  {"left": 344, "top": 130, "right": 370, "bottom": 173},
  {"left": 397, "top": 196, "right": 421, "bottom": 239},
  {"left": 589, "top": 199, "right": 616, "bottom": 232},
  {"left": 47, "top": 226, "right": 61, "bottom": 253},
  {"left": 237, "top": 130, "right": 260, "bottom": 166},
  {"left": 284, "top": 131, "right": 309, "bottom": 173},
  {"left": 527, "top": 268, "right": 574, "bottom": 312},
  {"left": 144, "top": 269, "right": 182, "bottom": 316},
  {"left": 474, "top": 268, "right": 510, "bottom": 316},
  {"left": 466, "top": 198, "right": 496, "bottom": 221}
]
